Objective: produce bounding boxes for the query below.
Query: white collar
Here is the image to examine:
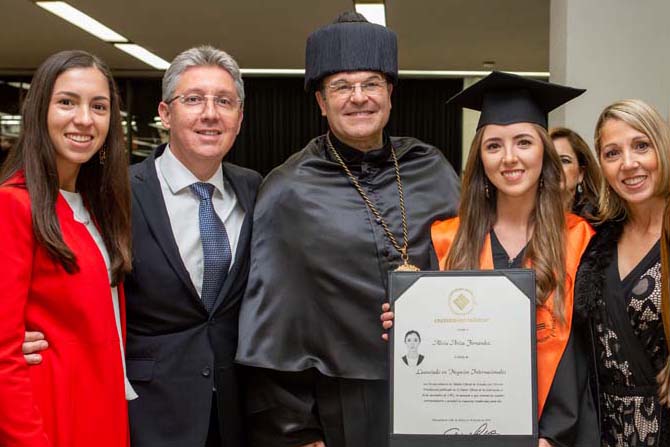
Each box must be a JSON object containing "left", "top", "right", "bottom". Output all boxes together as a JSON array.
[
  {"left": 158, "top": 144, "right": 225, "bottom": 196},
  {"left": 60, "top": 189, "right": 91, "bottom": 225}
]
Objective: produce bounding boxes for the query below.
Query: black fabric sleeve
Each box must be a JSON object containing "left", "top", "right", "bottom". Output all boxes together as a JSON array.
[
  {"left": 538, "top": 329, "right": 600, "bottom": 447},
  {"left": 244, "top": 367, "right": 324, "bottom": 447},
  {"left": 428, "top": 243, "right": 440, "bottom": 270}
]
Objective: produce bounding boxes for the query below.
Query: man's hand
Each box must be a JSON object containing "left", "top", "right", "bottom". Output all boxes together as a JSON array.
[
  {"left": 538, "top": 438, "right": 553, "bottom": 447},
  {"left": 300, "top": 442, "right": 325, "bottom": 447},
  {"left": 23, "top": 331, "right": 48, "bottom": 365}
]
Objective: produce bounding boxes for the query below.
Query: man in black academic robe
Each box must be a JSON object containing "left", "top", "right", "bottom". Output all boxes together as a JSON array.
[{"left": 236, "top": 12, "right": 460, "bottom": 447}]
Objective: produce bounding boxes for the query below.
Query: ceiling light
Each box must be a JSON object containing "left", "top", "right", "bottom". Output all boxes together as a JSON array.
[
  {"left": 0, "top": 81, "right": 31, "bottom": 90},
  {"left": 36, "top": 1, "right": 127, "bottom": 42},
  {"left": 114, "top": 44, "right": 170, "bottom": 70},
  {"left": 355, "top": 3, "right": 386, "bottom": 26}
]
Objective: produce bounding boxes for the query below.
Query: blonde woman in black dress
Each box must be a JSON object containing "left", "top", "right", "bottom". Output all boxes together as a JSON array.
[{"left": 575, "top": 99, "right": 670, "bottom": 446}]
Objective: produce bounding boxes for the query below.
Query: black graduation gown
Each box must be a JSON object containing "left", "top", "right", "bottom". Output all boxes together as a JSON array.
[
  {"left": 236, "top": 134, "right": 460, "bottom": 447},
  {"left": 490, "top": 231, "right": 599, "bottom": 447}
]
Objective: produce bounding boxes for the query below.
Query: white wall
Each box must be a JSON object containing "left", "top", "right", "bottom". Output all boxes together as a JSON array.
[{"left": 549, "top": 0, "right": 670, "bottom": 146}]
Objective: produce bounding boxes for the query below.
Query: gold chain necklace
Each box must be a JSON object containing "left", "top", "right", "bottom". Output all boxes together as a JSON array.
[{"left": 325, "top": 133, "right": 420, "bottom": 272}]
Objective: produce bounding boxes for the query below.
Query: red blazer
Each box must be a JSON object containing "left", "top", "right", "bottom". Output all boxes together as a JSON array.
[{"left": 0, "top": 173, "right": 129, "bottom": 447}]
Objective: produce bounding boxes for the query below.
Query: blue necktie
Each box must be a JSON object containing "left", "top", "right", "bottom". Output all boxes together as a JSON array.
[{"left": 190, "top": 182, "right": 232, "bottom": 312}]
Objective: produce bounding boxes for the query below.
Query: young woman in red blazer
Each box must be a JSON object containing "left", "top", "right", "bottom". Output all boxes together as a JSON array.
[{"left": 0, "top": 51, "right": 132, "bottom": 447}]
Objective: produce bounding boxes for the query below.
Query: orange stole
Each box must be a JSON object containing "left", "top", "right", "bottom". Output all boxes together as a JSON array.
[{"left": 430, "top": 214, "right": 594, "bottom": 417}]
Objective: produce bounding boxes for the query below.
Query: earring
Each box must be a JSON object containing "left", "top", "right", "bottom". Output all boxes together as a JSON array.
[
  {"left": 576, "top": 182, "right": 584, "bottom": 194},
  {"left": 484, "top": 179, "right": 490, "bottom": 199},
  {"left": 99, "top": 144, "right": 107, "bottom": 165},
  {"left": 539, "top": 177, "right": 544, "bottom": 190}
]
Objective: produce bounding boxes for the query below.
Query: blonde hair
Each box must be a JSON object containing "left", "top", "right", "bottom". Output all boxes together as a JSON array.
[
  {"left": 446, "top": 124, "right": 567, "bottom": 321},
  {"left": 594, "top": 99, "right": 670, "bottom": 221}
]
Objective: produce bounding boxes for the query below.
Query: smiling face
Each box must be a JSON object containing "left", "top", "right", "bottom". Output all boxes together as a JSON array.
[
  {"left": 47, "top": 66, "right": 111, "bottom": 189},
  {"left": 553, "top": 137, "right": 584, "bottom": 198},
  {"left": 480, "top": 122, "right": 544, "bottom": 203},
  {"left": 315, "top": 70, "right": 392, "bottom": 151},
  {"left": 158, "top": 65, "right": 243, "bottom": 179},
  {"left": 598, "top": 119, "right": 660, "bottom": 207}
]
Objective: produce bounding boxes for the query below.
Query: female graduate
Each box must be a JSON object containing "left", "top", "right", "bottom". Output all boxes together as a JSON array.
[
  {"left": 383, "top": 71, "right": 599, "bottom": 446},
  {"left": 574, "top": 99, "right": 670, "bottom": 446},
  {"left": 0, "top": 50, "right": 133, "bottom": 446}
]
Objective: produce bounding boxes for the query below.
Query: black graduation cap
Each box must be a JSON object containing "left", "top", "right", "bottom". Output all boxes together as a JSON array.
[
  {"left": 304, "top": 11, "right": 398, "bottom": 92},
  {"left": 447, "top": 71, "right": 585, "bottom": 129}
]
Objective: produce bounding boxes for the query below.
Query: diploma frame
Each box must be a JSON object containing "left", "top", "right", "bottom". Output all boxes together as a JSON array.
[{"left": 388, "top": 270, "right": 538, "bottom": 447}]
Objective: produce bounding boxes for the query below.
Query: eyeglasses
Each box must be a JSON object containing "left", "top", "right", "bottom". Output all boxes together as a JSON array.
[
  {"left": 326, "top": 79, "right": 388, "bottom": 98},
  {"left": 166, "top": 94, "right": 242, "bottom": 113}
]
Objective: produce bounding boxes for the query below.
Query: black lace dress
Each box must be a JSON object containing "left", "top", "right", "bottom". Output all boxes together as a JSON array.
[{"left": 594, "top": 241, "right": 669, "bottom": 446}]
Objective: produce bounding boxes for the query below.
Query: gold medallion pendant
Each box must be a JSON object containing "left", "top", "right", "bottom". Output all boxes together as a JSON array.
[
  {"left": 395, "top": 248, "right": 420, "bottom": 272},
  {"left": 395, "top": 263, "right": 421, "bottom": 272}
]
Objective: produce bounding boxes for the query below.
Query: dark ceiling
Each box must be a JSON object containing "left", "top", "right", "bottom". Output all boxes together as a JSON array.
[{"left": 1, "top": 0, "right": 549, "bottom": 77}]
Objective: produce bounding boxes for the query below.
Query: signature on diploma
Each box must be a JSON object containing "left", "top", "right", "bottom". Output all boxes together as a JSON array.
[{"left": 443, "top": 422, "right": 498, "bottom": 436}]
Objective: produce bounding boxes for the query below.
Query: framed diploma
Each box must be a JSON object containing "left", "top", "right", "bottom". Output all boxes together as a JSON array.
[{"left": 388, "top": 270, "right": 538, "bottom": 447}]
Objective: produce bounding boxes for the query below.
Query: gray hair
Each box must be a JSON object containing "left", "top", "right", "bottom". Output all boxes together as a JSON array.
[{"left": 162, "top": 45, "right": 245, "bottom": 104}]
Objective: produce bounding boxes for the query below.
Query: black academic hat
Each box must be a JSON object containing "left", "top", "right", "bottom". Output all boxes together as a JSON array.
[
  {"left": 447, "top": 71, "right": 585, "bottom": 129},
  {"left": 304, "top": 11, "right": 398, "bottom": 92}
]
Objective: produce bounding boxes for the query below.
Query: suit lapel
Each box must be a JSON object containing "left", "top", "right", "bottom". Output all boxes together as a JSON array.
[
  {"left": 132, "top": 145, "right": 201, "bottom": 305},
  {"left": 211, "top": 164, "right": 254, "bottom": 312}
]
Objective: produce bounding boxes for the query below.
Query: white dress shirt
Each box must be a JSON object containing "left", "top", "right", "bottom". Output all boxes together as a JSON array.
[
  {"left": 155, "top": 145, "right": 245, "bottom": 297},
  {"left": 60, "top": 190, "right": 138, "bottom": 401}
]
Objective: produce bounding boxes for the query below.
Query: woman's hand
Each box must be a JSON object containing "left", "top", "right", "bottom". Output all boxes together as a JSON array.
[
  {"left": 23, "top": 331, "right": 48, "bottom": 365},
  {"left": 538, "top": 438, "right": 553, "bottom": 447},
  {"left": 380, "top": 303, "right": 395, "bottom": 341}
]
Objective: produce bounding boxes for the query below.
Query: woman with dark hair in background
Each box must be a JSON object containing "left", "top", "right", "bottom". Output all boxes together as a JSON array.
[
  {"left": 575, "top": 99, "right": 670, "bottom": 446},
  {"left": 0, "top": 50, "right": 133, "bottom": 446},
  {"left": 550, "top": 127, "right": 601, "bottom": 220},
  {"left": 384, "top": 72, "right": 599, "bottom": 446}
]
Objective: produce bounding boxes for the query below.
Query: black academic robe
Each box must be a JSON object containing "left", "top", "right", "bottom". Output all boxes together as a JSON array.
[{"left": 236, "top": 134, "right": 460, "bottom": 447}]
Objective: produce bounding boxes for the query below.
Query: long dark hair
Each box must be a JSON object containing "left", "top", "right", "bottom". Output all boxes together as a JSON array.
[
  {"left": 446, "top": 124, "right": 567, "bottom": 321},
  {"left": 0, "top": 50, "right": 131, "bottom": 285},
  {"left": 549, "top": 126, "right": 601, "bottom": 220}
]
